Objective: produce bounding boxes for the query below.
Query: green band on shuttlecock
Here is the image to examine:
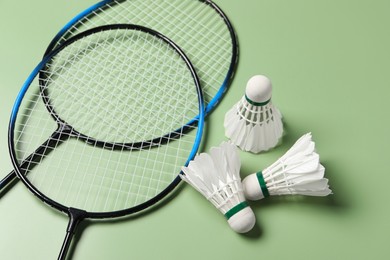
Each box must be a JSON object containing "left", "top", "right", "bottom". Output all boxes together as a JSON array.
[
  {"left": 245, "top": 94, "right": 271, "bottom": 106},
  {"left": 256, "top": 171, "right": 270, "bottom": 198},
  {"left": 224, "top": 201, "right": 249, "bottom": 220}
]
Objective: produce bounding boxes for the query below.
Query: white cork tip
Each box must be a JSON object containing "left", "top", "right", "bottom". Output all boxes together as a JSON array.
[
  {"left": 227, "top": 206, "right": 256, "bottom": 233},
  {"left": 245, "top": 75, "right": 272, "bottom": 103}
]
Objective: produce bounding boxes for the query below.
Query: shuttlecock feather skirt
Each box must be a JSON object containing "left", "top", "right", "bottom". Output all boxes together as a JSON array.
[
  {"left": 181, "top": 142, "right": 256, "bottom": 233},
  {"left": 224, "top": 97, "right": 283, "bottom": 153}
]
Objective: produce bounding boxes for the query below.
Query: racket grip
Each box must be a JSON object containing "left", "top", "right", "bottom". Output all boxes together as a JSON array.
[{"left": 58, "top": 208, "right": 87, "bottom": 260}]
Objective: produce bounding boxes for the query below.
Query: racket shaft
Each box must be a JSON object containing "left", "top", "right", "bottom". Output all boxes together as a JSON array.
[
  {"left": 0, "top": 171, "right": 17, "bottom": 191},
  {"left": 2, "top": 127, "right": 70, "bottom": 191},
  {"left": 58, "top": 208, "right": 86, "bottom": 260},
  {"left": 58, "top": 231, "right": 74, "bottom": 260}
]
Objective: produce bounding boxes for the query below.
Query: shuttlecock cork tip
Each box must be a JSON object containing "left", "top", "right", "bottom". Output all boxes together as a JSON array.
[
  {"left": 245, "top": 75, "right": 272, "bottom": 104},
  {"left": 227, "top": 205, "right": 256, "bottom": 233},
  {"left": 242, "top": 173, "right": 265, "bottom": 200}
]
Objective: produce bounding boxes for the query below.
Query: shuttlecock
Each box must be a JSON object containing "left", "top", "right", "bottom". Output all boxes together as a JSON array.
[
  {"left": 181, "top": 142, "right": 256, "bottom": 233},
  {"left": 224, "top": 75, "right": 283, "bottom": 153},
  {"left": 242, "top": 133, "right": 332, "bottom": 200}
]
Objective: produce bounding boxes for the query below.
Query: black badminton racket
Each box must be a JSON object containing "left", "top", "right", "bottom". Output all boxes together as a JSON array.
[
  {"left": 9, "top": 24, "right": 204, "bottom": 260},
  {"left": 0, "top": 0, "right": 237, "bottom": 194}
]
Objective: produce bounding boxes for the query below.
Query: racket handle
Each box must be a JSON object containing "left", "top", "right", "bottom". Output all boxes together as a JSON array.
[
  {"left": 58, "top": 208, "right": 87, "bottom": 260},
  {"left": 0, "top": 170, "right": 18, "bottom": 192}
]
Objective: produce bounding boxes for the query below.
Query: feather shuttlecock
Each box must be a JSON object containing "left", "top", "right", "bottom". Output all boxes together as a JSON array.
[
  {"left": 242, "top": 133, "right": 332, "bottom": 200},
  {"left": 224, "top": 75, "right": 283, "bottom": 153},
  {"left": 181, "top": 142, "right": 256, "bottom": 233}
]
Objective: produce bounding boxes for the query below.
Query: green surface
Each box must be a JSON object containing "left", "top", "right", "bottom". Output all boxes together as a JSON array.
[{"left": 0, "top": 0, "right": 389, "bottom": 259}]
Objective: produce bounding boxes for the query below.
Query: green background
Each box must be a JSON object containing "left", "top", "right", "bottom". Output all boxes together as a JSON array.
[{"left": 0, "top": 0, "right": 389, "bottom": 259}]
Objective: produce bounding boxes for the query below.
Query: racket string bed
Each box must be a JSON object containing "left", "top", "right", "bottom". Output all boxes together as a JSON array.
[{"left": 53, "top": 0, "right": 236, "bottom": 106}]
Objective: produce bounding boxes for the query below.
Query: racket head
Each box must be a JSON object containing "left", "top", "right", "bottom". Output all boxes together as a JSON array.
[
  {"left": 9, "top": 24, "right": 205, "bottom": 219},
  {"left": 46, "top": 0, "right": 238, "bottom": 115}
]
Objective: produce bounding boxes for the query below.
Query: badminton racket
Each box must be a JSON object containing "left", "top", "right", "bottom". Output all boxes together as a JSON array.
[
  {"left": 9, "top": 24, "right": 204, "bottom": 259},
  {"left": 0, "top": 0, "right": 237, "bottom": 194}
]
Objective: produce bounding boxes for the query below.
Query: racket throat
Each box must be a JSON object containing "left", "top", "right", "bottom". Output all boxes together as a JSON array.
[
  {"left": 58, "top": 208, "right": 87, "bottom": 260},
  {"left": 56, "top": 122, "right": 75, "bottom": 137},
  {"left": 66, "top": 207, "right": 87, "bottom": 232}
]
